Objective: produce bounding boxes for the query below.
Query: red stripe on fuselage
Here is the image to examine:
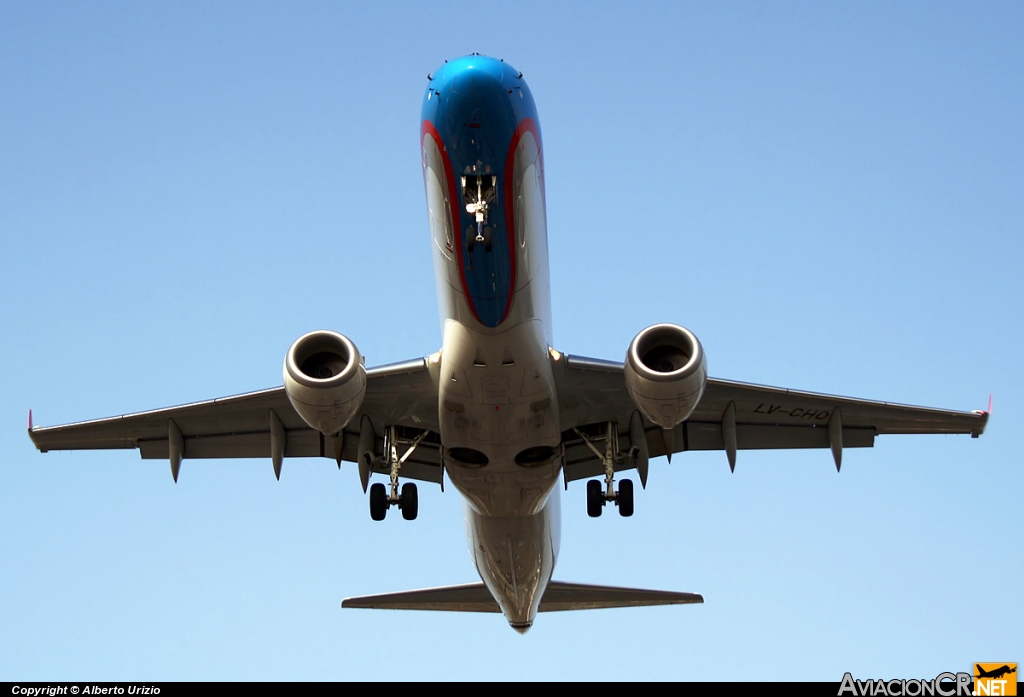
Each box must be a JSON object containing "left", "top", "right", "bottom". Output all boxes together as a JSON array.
[
  {"left": 502, "top": 118, "right": 542, "bottom": 324},
  {"left": 421, "top": 120, "right": 484, "bottom": 326}
]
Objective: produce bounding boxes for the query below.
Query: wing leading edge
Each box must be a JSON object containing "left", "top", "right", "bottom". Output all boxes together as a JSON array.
[
  {"left": 28, "top": 357, "right": 444, "bottom": 484},
  {"left": 29, "top": 352, "right": 989, "bottom": 484},
  {"left": 554, "top": 354, "right": 988, "bottom": 483}
]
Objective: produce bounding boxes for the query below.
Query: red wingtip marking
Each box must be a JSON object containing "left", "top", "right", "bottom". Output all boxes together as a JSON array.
[{"left": 28, "top": 409, "right": 33, "bottom": 430}]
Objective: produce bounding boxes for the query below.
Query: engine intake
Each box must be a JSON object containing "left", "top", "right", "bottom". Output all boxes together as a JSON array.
[
  {"left": 624, "top": 323, "right": 707, "bottom": 429},
  {"left": 283, "top": 330, "right": 366, "bottom": 436}
]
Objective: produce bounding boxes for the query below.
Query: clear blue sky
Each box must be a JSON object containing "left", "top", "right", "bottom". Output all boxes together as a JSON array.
[{"left": 1, "top": 1, "right": 1020, "bottom": 681}]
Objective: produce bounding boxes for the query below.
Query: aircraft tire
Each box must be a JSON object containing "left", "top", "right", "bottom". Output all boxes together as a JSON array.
[
  {"left": 369, "top": 483, "right": 388, "bottom": 521},
  {"left": 586, "top": 479, "right": 603, "bottom": 518},
  {"left": 401, "top": 482, "right": 418, "bottom": 521},
  {"left": 618, "top": 479, "right": 634, "bottom": 517}
]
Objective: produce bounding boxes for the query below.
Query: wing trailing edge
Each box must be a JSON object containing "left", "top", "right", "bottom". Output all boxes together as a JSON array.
[{"left": 341, "top": 581, "right": 703, "bottom": 613}]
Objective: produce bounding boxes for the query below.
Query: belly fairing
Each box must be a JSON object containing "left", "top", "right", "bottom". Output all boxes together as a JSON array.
[{"left": 437, "top": 318, "right": 562, "bottom": 517}]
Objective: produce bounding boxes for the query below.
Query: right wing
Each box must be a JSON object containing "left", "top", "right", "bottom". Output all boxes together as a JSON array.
[
  {"left": 554, "top": 353, "right": 989, "bottom": 483},
  {"left": 28, "top": 357, "right": 444, "bottom": 483}
]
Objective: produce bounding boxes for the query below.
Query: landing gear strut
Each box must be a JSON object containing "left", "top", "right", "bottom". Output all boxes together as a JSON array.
[
  {"left": 463, "top": 175, "right": 496, "bottom": 253},
  {"left": 576, "top": 421, "right": 634, "bottom": 518},
  {"left": 368, "top": 426, "right": 426, "bottom": 521}
]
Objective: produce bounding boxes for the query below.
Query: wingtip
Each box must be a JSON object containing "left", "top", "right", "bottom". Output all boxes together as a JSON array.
[
  {"left": 26, "top": 409, "right": 46, "bottom": 451},
  {"left": 970, "top": 395, "right": 991, "bottom": 438}
]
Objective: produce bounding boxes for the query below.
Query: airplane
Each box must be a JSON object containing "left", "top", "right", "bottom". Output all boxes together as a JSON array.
[
  {"left": 975, "top": 665, "right": 1016, "bottom": 680},
  {"left": 27, "top": 54, "right": 989, "bottom": 633}
]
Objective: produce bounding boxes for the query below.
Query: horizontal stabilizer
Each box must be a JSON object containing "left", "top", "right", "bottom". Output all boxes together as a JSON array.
[
  {"left": 341, "top": 581, "right": 703, "bottom": 613},
  {"left": 539, "top": 581, "right": 703, "bottom": 612},
  {"left": 343, "top": 582, "right": 500, "bottom": 613}
]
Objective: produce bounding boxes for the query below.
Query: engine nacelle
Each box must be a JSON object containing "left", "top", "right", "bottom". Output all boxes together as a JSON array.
[
  {"left": 624, "top": 323, "right": 707, "bottom": 429},
  {"left": 283, "top": 330, "right": 366, "bottom": 436}
]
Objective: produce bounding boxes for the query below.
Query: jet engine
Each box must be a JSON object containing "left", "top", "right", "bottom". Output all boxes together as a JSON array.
[
  {"left": 624, "top": 323, "right": 707, "bottom": 429},
  {"left": 283, "top": 330, "right": 366, "bottom": 436}
]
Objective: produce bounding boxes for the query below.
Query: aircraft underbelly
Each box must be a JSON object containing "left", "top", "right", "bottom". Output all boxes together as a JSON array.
[
  {"left": 422, "top": 59, "right": 560, "bottom": 624},
  {"left": 467, "top": 488, "right": 560, "bottom": 628},
  {"left": 438, "top": 318, "right": 561, "bottom": 517}
]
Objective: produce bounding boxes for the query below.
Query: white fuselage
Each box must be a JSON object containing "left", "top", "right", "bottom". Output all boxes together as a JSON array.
[{"left": 423, "top": 114, "right": 560, "bottom": 630}]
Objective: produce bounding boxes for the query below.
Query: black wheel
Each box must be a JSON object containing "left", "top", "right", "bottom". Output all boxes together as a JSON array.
[
  {"left": 369, "top": 482, "right": 388, "bottom": 521},
  {"left": 586, "top": 479, "right": 603, "bottom": 518},
  {"left": 401, "top": 482, "right": 418, "bottom": 521},
  {"left": 466, "top": 226, "right": 476, "bottom": 253},
  {"left": 483, "top": 226, "right": 493, "bottom": 252},
  {"left": 617, "top": 478, "right": 634, "bottom": 517}
]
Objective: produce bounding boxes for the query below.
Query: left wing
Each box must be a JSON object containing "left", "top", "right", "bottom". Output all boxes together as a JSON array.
[
  {"left": 28, "top": 358, "right": 443, "bottom": 483},
  {"left": 554, "top": 354, "right": 989, "bottom": 483}
]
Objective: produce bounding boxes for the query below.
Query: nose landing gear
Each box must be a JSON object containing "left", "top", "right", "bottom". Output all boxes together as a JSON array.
[
  {"left": 462, "top": 174, "right": 496, "bottom": 254},
  {"left": 576, "top": 422, "right": 635, "bottom": 518}
]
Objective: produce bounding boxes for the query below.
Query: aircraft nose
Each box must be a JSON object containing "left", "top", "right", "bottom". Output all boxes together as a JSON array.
[
  {"left": 430, "top": 55, "right": 516, "bottom": 99},
  {"left": 450, "top": 66, "right": 503, "bottom": 96}
]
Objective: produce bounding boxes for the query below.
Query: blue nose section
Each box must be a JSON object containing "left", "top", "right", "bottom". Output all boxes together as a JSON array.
[
  {"left": 450, "top": 66, "right": 503, "bottom": 96},
  {"left": 430, "top": 54, "right": 515, "bottom": 94},
  {"left": 422, "top": 56, "right": 541, "bottom": 328}
]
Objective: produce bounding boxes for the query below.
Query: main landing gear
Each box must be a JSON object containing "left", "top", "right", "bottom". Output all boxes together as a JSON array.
[
  {"left": 575, "top": 421, "right": 635, "bottom": 518},
  {"left": 368, "top": 426, "right": 426, "bottom": 522},
  {"left": 370, "top": 481, "right": 417, "bottom": 521},
  {"left": 586, "top": 478, "right": 632, "bottom": 518}
]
